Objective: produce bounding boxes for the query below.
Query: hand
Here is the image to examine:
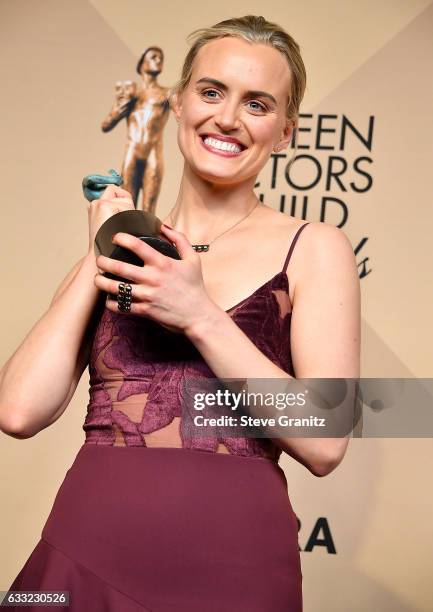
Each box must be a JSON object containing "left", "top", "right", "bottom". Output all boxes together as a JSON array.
[
  {"left": 86, "top": 184, "right": 135, "bottom": 255},
  {"left": 93, "top": 225, "right": 213, "bottom": 334},
  {"left": 116, "top": 99, "right": 133, "bottom": 115}
]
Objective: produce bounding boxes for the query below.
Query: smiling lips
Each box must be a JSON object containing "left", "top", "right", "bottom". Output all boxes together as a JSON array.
[{"left": 199, "top": 133, "right": 246, "bottom": 157}]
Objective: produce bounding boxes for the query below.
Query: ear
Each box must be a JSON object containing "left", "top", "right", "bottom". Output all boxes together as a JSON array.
[
  {"left": 274, "top": 118, "right": 295, "bottom": 152},
  {"left": 170, "top": 90, "right": 182, "bottom": 123}
]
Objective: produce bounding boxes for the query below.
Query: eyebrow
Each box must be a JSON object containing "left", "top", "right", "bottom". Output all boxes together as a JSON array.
[{"left": 195, "top": 77, "right": 277, "bottom": 105}]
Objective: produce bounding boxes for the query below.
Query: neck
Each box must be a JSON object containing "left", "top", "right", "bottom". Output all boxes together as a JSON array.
[
  {"left": 139, "top": 72, "right": 159, "bottom": 88},
  {"left": 167, "top": 162, "right": 260, "bottom": 244}
]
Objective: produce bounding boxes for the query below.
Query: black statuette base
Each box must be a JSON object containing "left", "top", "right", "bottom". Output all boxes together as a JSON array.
[{"left": 94, "top": 210, "right": 181, "bottom": 284}]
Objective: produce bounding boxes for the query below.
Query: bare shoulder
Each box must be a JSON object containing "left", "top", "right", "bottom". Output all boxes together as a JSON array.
[
  {"left": 304, "top": 222, "right": 355, "bottom": 266},
  {"left": 291, "top": 222, "right": 359, "bottom": 292},
  {"left": 299, "top": 221, "right": 355, "bottom": 258},
  {"left": 256, "top": 205, "right": 354, "bottom": 254},
  {"left": 286, "top": 221, "right": 358, "bottom": 302}
]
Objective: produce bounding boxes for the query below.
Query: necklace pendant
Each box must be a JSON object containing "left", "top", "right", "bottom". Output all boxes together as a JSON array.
[{"left": 192, "top": 244, "right": 209, "bottom": 253}]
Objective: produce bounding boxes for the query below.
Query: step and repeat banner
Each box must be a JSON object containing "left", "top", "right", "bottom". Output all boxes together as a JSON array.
[{"left": 1, "top": 1, "right": 432, "bottom": 610}]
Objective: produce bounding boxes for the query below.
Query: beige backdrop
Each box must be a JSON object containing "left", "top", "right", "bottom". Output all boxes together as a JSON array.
[{"left": 1, "top": 1, "right": 432, "bottom": 610}]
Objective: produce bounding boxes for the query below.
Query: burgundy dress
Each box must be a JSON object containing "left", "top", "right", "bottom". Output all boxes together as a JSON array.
[{"left": 3, "top": 223, "right": 310, "bottom": 611}]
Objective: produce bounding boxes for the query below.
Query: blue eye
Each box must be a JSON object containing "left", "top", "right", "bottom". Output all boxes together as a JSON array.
[
  {"left": 202, "top": 89, "right": 219, "bottom": 99},
  {"left": 248, "top": 100, "right": 266, "bottom": 112},
  {"left": 201, "top": 89, "right": 267, "bottom": 112}
]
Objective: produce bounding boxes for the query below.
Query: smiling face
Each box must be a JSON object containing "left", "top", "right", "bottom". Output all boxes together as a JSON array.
[{"left": 172, "top": 36, "right": 294, "bottom": 186}]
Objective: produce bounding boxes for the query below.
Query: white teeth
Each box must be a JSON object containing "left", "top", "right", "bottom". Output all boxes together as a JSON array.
[{"left": 203, "top": 136, "right": 242, "bottom": 153}]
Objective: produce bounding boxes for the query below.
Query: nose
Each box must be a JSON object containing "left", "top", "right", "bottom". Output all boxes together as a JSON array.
[{"left": 214, "top": 99, "right": 241, "bottom": 132}]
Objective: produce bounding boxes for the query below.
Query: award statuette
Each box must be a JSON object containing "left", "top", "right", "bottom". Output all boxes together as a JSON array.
[{"left": 82, "top": 169, "right": 180, "bottom": 283}]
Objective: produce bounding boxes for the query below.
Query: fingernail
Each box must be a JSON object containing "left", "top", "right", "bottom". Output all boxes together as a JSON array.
[{"left": 111, "top": 233, "right": 117, "bottom": 242}]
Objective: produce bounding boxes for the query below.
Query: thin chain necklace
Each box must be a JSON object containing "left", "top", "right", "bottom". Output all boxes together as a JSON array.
[{"left": 168, "top": 201, "right": 260, "bottom": 252}]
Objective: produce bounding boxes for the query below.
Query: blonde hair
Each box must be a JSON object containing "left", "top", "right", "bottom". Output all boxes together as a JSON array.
[{"left": 170, "top": 15, "right": 307, "bottom": 167}]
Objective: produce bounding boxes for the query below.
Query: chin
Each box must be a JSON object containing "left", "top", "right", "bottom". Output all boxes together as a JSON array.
[
  {"left": 199, "top": 160, "right": 261, "bottom": 186},
  {"left": 193, "top": 165, "right": 246, "bottom": 186}
]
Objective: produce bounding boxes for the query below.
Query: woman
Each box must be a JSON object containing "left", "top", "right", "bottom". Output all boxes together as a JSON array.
[{"left": 0, "top": 15, "right": 360, "bottom": 612}]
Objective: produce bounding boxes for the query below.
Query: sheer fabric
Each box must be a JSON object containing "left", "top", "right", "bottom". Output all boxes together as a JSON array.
[{"left": 83, "top": 223, "right": 310, "bottom": 462}]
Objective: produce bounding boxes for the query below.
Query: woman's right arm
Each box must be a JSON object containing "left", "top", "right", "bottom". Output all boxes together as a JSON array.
[
  {"left": 101, "top": 99, "right": 131, "bottom": 132},
  {"left": 0, "top": 184, "right": 135, "bottom": 439},
  {"left": 0, "top": 252, "right": 104, "bottom": 439}
]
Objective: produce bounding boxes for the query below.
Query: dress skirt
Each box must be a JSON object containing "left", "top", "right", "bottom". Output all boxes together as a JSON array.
[{"left": 3, "top": 444, "right": 302, "bottom": 611}]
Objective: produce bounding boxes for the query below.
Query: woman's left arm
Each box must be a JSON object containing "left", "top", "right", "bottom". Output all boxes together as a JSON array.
[
  {"left": 95, "top": 223, "right": 360, "bottom": 477},
  {"left": 185, "top": 223, "right": 361, "bottom": 477}
]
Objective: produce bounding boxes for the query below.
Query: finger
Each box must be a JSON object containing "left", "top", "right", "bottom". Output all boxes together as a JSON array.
[
  {"left": 159, "top": 224, "right": 195, "bottom": 259},
  {"left": 89, "top": 196, "right": 133, "bottom": 211},
  {"left": 101, "top": 280, "right": 154, "bottom": 318},
  {"left": 100, "top": 184, "right": 118, "bottom": 200},
  {"left": 104, "top": 196, "right": 132, "bottom": 203},
  {"left": 104, "top": 196, "right": 134, "bottom": 208},
  {"left": 95, "top": 254, "right": 150, "bottom": 284},
  {"left": 95, "top": 258, "right": 159, "bottom": 288},
  {"left": 94, "top": 271, "right": 137, "bottom": 297},
  {"left": 111, "top": 186, "right": 133, "bottom": 199},
  {"left": 111, "top": 232, "right": 166, "bottom": 268},
  {"left": 100, "top": 185, "right": 132, "bottom": 200},
  {"left": 105, "top": 293, "right": 138, "bottom": 316}
]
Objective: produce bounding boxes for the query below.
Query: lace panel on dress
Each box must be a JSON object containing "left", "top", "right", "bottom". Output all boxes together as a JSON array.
[{"left": 84, "top": 271, "right": 293, "bottom": 463}]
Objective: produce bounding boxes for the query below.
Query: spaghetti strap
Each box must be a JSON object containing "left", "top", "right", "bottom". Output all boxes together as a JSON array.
[{"left": 282, "top": 222, "right": 310, "bottom": 273}]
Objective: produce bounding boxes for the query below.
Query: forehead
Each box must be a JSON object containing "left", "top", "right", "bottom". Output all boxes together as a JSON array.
[
  {"left": 146, "top": 49, "right": 163, "bottom": 59},
  {"left": 191, "top": 37, "right": 291, "bottom": 98}
]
